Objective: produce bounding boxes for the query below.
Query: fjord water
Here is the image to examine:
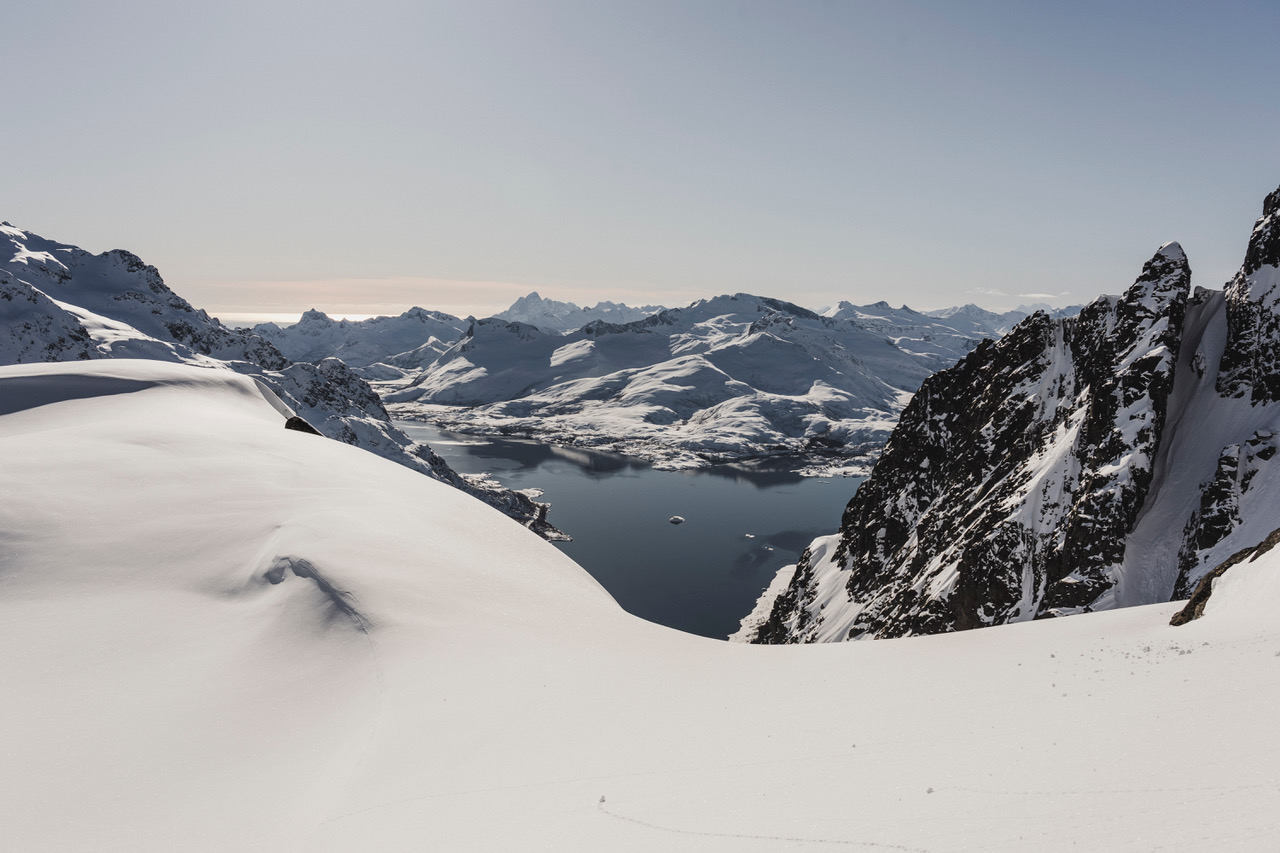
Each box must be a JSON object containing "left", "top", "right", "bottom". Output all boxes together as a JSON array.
[{"left": 399, "top": 423, "right": 860, "bottom": 639}]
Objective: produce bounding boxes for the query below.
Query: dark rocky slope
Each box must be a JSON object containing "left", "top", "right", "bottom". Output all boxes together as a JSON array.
[{"left": 742, "top": 184, "right": 1280, "bottom": 643}]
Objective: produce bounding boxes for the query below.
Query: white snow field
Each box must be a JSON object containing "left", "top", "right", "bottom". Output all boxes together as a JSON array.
[{"left": 3, "top": 359, "right": 1278, "bottom": 852}]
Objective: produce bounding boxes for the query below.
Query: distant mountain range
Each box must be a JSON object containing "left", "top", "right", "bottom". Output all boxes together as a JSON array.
[
  {"left": 493, "top": 290, "right": 664, "bottom": 333},
  {"left": 737, "top": 182, "right": 1280, "bottom": 642},
  {"left": 0, "top": 223, "right": 562, "bottom": 539},
  {"left": 382, "top": 295, "right": 1046, "bottom": 472},
  {"left": 254, "top": 307, "right": 470, "bottom": 368},
  {"left": 1, "top": 216, "right": 1082, "bottom": 478},
  {"left": 251, "top": 293, "right": 1077, "bottom": 474}
]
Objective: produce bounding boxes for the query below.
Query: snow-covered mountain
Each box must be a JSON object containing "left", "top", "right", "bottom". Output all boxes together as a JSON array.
[
  {"left": 820, "top": 300, "right": 1044, "bottom": 361},
  {"left": 3, "top": 356, "right": 1279, "bottom": 851},
  {"left": 739, "top": 184, "right": 1280, "bottom": 643},
  {"left": 385, "top": 294, "right": 1009, "bottom": 472},
  {"left": 921, "top": 302, "right": 1081, "bottom": 337},
  {"left": 0, "top": 223, "right": 561, "bottom": 538},
  {"left": 494, "top": 290, "right": 664, "bottom": 333},
  {"left": 253, "top": 307, "right": 469, "bottom": 368}
]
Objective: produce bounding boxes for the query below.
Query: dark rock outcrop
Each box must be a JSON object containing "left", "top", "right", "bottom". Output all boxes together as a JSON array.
[
  {"left": 750, "top": 243, "right": 1191, "bottom": 641},
  {"left": 747, "top": 183, "right": 1280, "bottom": 644},
  {"left": 1171, "top": 526, "right": 1280, "bottom": 626},
  {"left": 1217, "top": 187, "right": 1280, "bottom": 403}
]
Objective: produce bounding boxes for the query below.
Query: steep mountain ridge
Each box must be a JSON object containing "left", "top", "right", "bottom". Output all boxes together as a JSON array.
[
  {"left": 741, "top": 184, "right": 1280, "bottom": 642},
  {"left": 0, "top": 223, "right": 561, "bottom": 538}
]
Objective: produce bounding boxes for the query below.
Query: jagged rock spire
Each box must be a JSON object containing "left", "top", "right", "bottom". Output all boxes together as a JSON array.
[
  {"left": 750, "top": 244, "right": 1191, "bottom": 642},
  {"left": 1218, "top": 184, "right": 1280, "bottom": 403}
]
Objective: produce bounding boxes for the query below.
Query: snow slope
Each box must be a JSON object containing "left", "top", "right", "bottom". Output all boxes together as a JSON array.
[
  {"left": 385, "top": 294, "right": 1000, "bottom": 473},
  {"left": 0, "top": 222, "right": 561, "bottom": 538},
  {"left": 2, "top": 358, "right": 1279, "bottom": 852}
]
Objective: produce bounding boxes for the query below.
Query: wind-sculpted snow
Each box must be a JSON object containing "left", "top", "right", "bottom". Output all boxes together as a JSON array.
[
  {"left": 743, "top": 183, "right": 1280, "bottom": 644},
  {"left": 0, "top": 222, "right": 561, "bottom": 538},
  {"left": 385, "top": 293, "right": 996, "bottom": 473},
  {"left": 5, "top": 358, "right": 1280, "bottom": 852},
  {"left": 743, "top": 243, "right": 1191, "bottom": 641}
]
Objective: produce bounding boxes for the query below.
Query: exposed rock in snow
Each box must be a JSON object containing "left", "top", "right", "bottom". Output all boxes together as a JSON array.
[
  {"left": 742, "top": 184, "right": 1280, "bottom": 643},
  {"left": 1217, "top": 186, "right": 1280, "bottom": 403},
  {"left": 1170, "top": 525, "right": 1280, "bottom": 625},
  {"left": 0, "top": 222, "right": 562, "bottom": 539}
]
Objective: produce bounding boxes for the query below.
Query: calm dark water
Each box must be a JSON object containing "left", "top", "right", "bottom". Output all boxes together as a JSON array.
[{"left": 400, "top": 423, "right": 860, "bottom": 639}]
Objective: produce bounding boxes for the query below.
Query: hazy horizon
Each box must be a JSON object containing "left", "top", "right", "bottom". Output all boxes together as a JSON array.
[
  {"left": 10, "top": 1, "right": 1279, "bottom": 320},
  {"left": 211, "top": 290, "right": 1084, "bottom": 329}
]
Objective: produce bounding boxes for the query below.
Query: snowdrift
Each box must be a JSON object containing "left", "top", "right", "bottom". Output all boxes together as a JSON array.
[{"left": 2, "top": 359, "right": 1278, "bottom": 851}]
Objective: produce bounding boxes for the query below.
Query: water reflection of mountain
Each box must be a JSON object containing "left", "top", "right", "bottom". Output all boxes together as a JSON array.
[{"left": 397, "top": 420, "right": 860, "bottom": 639}]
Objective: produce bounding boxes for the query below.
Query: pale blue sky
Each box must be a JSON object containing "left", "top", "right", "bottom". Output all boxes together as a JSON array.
[{"left": 8, "top": 1, "right": 1279, "bottom": 320}]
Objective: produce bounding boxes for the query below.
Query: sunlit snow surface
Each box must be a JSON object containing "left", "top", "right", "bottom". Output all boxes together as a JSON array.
[{"left": 3, "top": 359, "right": 1279, "bottom": 852}]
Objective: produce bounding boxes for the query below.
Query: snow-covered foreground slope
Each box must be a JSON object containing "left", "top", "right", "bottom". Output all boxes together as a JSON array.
[
  {"left": 3, "top": 359, "right": 1278, "bottom": 852},
  {"left": 0, "top": 222, "right": 560, "bottom": 538}
]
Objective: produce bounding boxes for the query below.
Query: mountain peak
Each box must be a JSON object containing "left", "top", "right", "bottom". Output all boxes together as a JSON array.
[
  {"left": 1128, "top": 242, "right": 1192, "bottom": 303},
  {"left": 1242, "top": 184, "right": 1280, "bottom": 277},
  {"left": 1263, "top": 184, "right": 1280, "bottom": 218}
]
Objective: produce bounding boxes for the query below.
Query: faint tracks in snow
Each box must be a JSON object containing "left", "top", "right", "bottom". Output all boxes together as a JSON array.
[
  {"left": 939, "top": 779, "right": 1280, "bottom": 798},
  {"left": 595, "top": 799, "right": 932, "bottom": 851}
]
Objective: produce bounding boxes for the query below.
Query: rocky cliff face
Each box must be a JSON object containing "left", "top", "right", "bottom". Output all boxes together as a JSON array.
[
  {"left": 1218, "top": 187, "right": 1280, "bottom": 404},
  {"left": 741, "top": 184, "right": 1280, "bottom": 643}
]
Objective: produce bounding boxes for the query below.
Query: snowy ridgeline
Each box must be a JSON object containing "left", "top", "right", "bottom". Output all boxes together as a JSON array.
[
  {"left": 739, "top": 184, "right": 1280, "bottom": 644},
  {"left": 0, "top": 223, "right": 562, "bottom": 539},
  {"left": 3, "top": 357, "right": 1279, "bottom": 852},
  {"left": 376, "top": 297, "right": 1065, "bottom": 475},
  {"left": 253, "top": 287, "right": 1069, "bottom": 474}
]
